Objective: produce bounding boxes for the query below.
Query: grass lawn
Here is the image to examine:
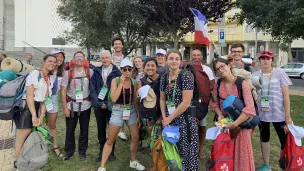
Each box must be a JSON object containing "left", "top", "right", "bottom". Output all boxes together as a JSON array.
[{"left": 42, "top": 95, "right": 304, "bottom": 171}]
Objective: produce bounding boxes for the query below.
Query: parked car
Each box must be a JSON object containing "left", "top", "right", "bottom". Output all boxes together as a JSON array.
[{"left": 281, "top": 63, "right": 304, "bottom": 79}]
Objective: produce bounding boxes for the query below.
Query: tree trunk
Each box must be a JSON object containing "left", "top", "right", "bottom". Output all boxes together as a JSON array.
[
  {"left": 287, "top": 42, "right": 293, "bottom": 63},
  {"left": 173, "top": 33, "right": 180, "bottom": 50}
]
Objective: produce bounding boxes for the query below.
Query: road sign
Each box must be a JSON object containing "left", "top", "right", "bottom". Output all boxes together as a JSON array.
[{"left": 219, "top": 27, "right": 225, "bottom": 44}]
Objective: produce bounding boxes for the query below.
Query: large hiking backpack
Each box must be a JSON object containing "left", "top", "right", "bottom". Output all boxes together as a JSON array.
[
  {"left": 279, "top": 132, "right": 304, "bottom": 171},
  {"left": 161, "top": 136, "right": 182, "bottom": 171},
  {"left": 138, "top": 77, "right": 159, "bottom": 119},
  {"left": 16, "top": 131, "right": 48, "bottom": 171},
  {"left": 232, "top": 68, "right": 258, "bottom": 101},
  {"left": 0, "top": 72, "right": 29, "bottom": 120},
  {"left": 107, "top": 77, "right": 135, "bottom": 111},
  {"left": 216, "top": 77, "right": 260, "bottom": 129},
  {"left": 206, "top": 132, "right": 234, "bottom": 171}
]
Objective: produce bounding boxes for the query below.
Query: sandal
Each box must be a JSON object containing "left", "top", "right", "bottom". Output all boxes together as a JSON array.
[{"left": 52, "top": 147, "right": 63, "bottom": 157}]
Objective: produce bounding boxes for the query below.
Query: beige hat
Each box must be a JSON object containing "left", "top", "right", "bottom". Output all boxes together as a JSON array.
[{"left": 143, "top": 88, "right": 156, "bottom": 108}]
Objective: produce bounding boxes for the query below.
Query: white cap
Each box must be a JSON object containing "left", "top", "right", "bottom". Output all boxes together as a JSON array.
[
  {"left": 156, "top": 49, "right": 166, "bottom": 55},
  {"left": 51, "top": 48, "right": 64, "bottom": 55},
  {"left": 287, "top": 124, "right": 304, "bottom": 146},
  {"left": 120, "top": 58, "right": 133, "bottom": 68}
]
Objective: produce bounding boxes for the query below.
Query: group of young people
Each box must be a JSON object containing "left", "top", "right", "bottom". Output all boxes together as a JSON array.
[{"left": 12, "top": 38, "right": 293, "bottom": 171}]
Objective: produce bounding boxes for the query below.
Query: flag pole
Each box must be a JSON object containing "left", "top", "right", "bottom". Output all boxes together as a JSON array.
[{"left": 189, "top": 8, "right": 221, "bottom": 58}]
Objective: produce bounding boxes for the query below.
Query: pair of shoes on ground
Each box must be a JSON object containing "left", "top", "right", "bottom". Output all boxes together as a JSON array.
[
  {"left": 97, "top": 160, "right": 145, "bottom": 171},
  {"left": 95, "top": 152, "right": 116, "bottom": 162},
  {"left": 257, "top": 163, "right": 272, "bottom": 171},
  {"left": 63, "top": 153, "right": 87, "bottom": 161}
]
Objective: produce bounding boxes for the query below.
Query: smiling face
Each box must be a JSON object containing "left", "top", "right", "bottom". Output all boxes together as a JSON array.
[
  {"left": 231, "top": 47, "right": 244, "bottom": 61},
  {"left": 55, "top": 53, "right": 64, "bottom": 66},
  {"left": 191, "top": 50, "right": 202, "bottom": 62},
  {"left": 42, "top": 56, "right": 57, "bottom": 72},
  {"left": 167, "top": 52, "right": 181, "bottom": 70},
  {"left": 100, "top": 52, "right": 112, "bottom": 67},
  {"left": 113, "top": 40, "right": 123, "bottom": 53},
  {"left": 215, "top": 61, "right": 231, "bottom": 78},
  {"left": 144, "top": 60, "right": 158, "bottom": 76},
  {"left": 73, "top": 52, "right": 85, "bottom": 67},
  {"left": 134, "top": 57, "right": 143, "bottom": 69},
  {"left": 156, "top": 53, "right": 166, "bottom": 65}
]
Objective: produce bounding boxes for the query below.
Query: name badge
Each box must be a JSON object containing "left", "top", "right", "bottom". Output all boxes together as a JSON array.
[
  {"left": 261, "top": 96, "right": 270, "bottom": 111},
  {"left": 123, "top": 105, "right": 131, "bottom": 120},
  {"left": 166, "top": 101, "right": 176, "bottom": 115},
  {"left": 76, "top": 89, "right": 83, "bottom": 102},
  {"left": 98, "top": 87, "right": 108, "bottom": 100},
  {"left": 44, "top": 97, "right": 54, "bottom": 112}
]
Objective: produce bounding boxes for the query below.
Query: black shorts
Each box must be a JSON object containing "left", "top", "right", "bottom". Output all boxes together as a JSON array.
[{"left": 14, "top": 101, "right": 40, "bottom": 129}]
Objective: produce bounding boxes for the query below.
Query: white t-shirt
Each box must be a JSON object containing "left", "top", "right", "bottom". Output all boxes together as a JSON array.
[
  {"left": 202, "top": 65, "right": 215, "bottom": 80},
  {"left": 25, "top": 70, "right": 53, "bottom": 102}
]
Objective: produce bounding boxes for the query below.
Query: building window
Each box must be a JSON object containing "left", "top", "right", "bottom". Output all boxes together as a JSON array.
[
  {"left": 291, "top": 48, "right": 304, "bottom": 62},
  {"left": 52, "top": 38, "right": 66, "bottom": 45}
]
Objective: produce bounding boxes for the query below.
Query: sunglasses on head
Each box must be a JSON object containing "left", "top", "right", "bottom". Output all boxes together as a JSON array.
[
  {"left": 122, "top": 67, "right": 132, "bottom": 72},
  {"left": 260, "top": 56, "right": 272, "bottom": 60},
  {"left": 260, "top": 51, "right": 273, "bottom": 55}
]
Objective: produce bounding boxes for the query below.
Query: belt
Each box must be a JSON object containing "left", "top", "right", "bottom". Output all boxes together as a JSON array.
[{"left": 67, "top": 96, "right": 91, "bottom": 117}]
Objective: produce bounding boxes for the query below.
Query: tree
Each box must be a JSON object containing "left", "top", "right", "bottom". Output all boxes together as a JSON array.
[
  {"left": 236, "top": 0, "right": 304, "bottom": 62},
  {"left": 138, "top": 0, "right": 235, "bottom": 49}
]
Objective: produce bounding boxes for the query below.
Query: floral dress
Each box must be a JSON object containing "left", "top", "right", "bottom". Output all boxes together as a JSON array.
[
  {"left": 210, "top": 77, "right": 256, "bottom": 171},
  {"left": 160, "top": 72, "right": 199, "bottom": 171}
]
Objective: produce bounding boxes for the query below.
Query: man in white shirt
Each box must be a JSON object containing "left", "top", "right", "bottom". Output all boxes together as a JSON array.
[{"left": 191, "top": 49, "right": 215, "bottom": 159}]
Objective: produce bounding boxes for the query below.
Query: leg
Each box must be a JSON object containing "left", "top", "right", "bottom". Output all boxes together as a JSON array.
[
  {"left": 64, "top": 111, "right": 79, "bottom": 158},
  {"left": 100, "top": 124, "right": 120, "bottom": 168},
  {"left": 259, "top": 121, "right": 271, "bottom": 165},
  {"left": 128, "top": 123, "right": 139, "bottom": 161},
  {"left": 105, "top": 109, "right": 116, "bottom": 159},
  {"left": 15, "top": 129, "right": 32, "bottom": 160},
  {"left": 272, "top": 122, "right": 288, "bottom": 150},
  {"left": 94, "top": 109, "right": 107, "bottom": 152},
  {"left": 78, "top": 108, "right": 91, "bottom": 156},
  {"left": 198, "top": 117, "right": 207, "bottom": 158},
  {"left": 46, "top": 113, "right": 62, "bottom": 156}
]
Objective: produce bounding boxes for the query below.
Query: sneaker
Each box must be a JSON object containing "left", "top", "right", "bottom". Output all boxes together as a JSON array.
[
  {"left": 79, "top": 154, "right": 87, "bottom": 161},
  {"left": 257, "top": 163, "right": 271, "bottom": 171},
  {"left": 140, "top": 140, "right": 149, "bottom": 148},
  {"left": 118, "top": 131, "right": 127, "bottom": 140},
  {"left": 95, "top": 152, "right": 102, "bottom": 162},
  {"left": 129, "top": 160, "right": 145, "bottom": 171},
  {"left": 97, "top": 167, "right": 106, "bottom": 171},
  {"left": 108, "top": 153, "right": 116, "bottom": 162}
]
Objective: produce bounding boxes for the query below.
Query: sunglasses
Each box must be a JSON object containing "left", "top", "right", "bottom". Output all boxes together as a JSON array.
[
  {"left": 260, "top": 56, "right": 272, "bottom": 60},
  {"left": 75, "top": 56, "right": 84, "bottom": 60},
  {"left": 122, "top": 67, "right": 133, "bottom": 72},
  {"left": 260, "top": 51, "right": 273, "bottom": 55}
]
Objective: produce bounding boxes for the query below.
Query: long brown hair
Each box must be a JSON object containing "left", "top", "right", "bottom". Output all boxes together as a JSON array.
[
  {"left": 132, "top": 56, "right": 143, "bottom": 79},
  {"left": 42, "top": 54, "right": 57, "bottom": 75},
  {"left": 56, "top": 52, "right": 65, "bottom": 77}
]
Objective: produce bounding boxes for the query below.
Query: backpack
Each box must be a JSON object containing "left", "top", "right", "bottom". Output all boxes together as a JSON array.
[
  {"left": 138, "top": 77, "right": 158, "bottom": 119},
  {"left": 279, "top": 132, "right": 304, "bottom": 171},
  {"left": 232, "top": 68, "right": 258, "bottom": 101},
  {"left": 152, "top": 136, "right": 169, "bottom": 171},
  {"left": 139, "top": 119, "right": 148, "bottom": 141},
  {"left": 206, "top": 132, "right": 234, "bottom": 171},
  {"left": 0, "top": 72, "right": 30, "bottom": 120},
  {"left": 34, "top": 126, "right": 54, "bottom": 149},
  {"left": 67, "top": 67, "right": 90, "bottom": 89},
  {"left": 16, "top": 131, "right": 48, "bottom": 171},
  {"left": 216, "top": 77, "right": 259, "bottom": 129},
  {"left": 161, "top": 136, "right": 182, "bottom": 171},
  {"left": 107, "top": 77, "right": 135, "bottom": 111}
]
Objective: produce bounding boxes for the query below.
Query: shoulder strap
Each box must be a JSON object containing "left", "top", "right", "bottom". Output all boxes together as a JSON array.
[
  {"left": 177, "top": 69, "right": 187, "bottom": 89},
  {"left": 140, "top": 77, "right": 149, "bottom": 86},
  {"left": 235, "top": 76, "right": 244, "bottom": 100},
  {"left": 244, "top": 64, "right": 250, "bottom": 72},
  {"left": 38, "top": 71, "right": 42, "bottom": 82},
  {"left": 116, "top": 77, "right": 120, "bottom": 85},
  {"left": 216, "top": 78, "right": 224, "bottom": 100},
  {"left": 85, "top": 67, "right": 90, "bottom": 78},
  {"left": 130, "top": 78, "right": 135, "bottom": 87},
  {"left": 67, "top": 69, "right": 73, "bottom": 89}
]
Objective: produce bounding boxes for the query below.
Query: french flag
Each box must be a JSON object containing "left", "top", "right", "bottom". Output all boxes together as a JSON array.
[{"left": 190, "top": 8, "right": 210, "bottom": 47}]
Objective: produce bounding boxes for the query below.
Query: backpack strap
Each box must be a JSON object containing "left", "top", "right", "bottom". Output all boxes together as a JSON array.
[
  {"left": 216, "top": 78, "right": 225, "bottom": 101},
  {"left": 235, "top": 77, "right": 244, "bottom": 101},
  {"left": 244, "top": 64, "right": 250, "bottom": 72},
  {"left": 140, "top": 77, "right": 149, "bottom": 86}
]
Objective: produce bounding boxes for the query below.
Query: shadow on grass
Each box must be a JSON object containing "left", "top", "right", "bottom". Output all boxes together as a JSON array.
[{"left": 42, "top": 95, "right": 304, "bottom": 171}]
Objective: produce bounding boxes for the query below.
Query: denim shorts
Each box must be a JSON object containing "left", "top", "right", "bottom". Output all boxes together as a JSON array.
[
  {"left": 48, "top": 94, "right": 59, "bottom": 114},
  {"left": 198, "top": 116, "right": 207, "bottom": 126},
  {"left": 109, "top": 105, "right": 137, "bottom": 127}
]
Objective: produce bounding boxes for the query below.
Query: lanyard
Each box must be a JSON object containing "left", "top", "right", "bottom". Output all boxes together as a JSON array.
[
  {"left": 123, "top": 81, "right": 132, "bottom": 105},
  {"left": 260, "top": 70, "right": 272, "bottom": 97},
  {"left": 73, "top": 70, "right": 85, "bottom": 91},
  {"left": 41, "top": 71, "right": 51, "bottom": 98},
  {"left": 167, "top": 70, "right": 180, "bottom": 103},
  {"left": 102, "top": 66, "right": 112, "bottom": 87}
]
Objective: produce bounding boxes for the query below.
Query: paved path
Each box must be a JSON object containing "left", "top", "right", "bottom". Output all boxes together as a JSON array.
[{"left": 0, "top": 121, "right": 15, "bottom": 171}]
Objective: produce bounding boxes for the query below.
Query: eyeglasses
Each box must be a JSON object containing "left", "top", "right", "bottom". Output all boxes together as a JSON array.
[
  {"left": 122, "top": 67, "right": 133, "bottom": 72},
  {"left": 75, "top": 56, "right": 84, "bottom": 60},
  {"left": 215, "top": 64, "right": 226, "bottom": 72},
  {"left": 231, "top": 51, "right": 244, "bottom": 53}
]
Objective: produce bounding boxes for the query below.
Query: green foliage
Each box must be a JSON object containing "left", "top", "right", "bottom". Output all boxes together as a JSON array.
[{"left": 236, "top": 0, "right": 304, "bottom": 42}]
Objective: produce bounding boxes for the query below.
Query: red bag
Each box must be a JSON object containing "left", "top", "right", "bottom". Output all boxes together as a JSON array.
[
  {"left": 279, "top": 132, "right": 304, "bottom": 171},
  {"left": 208, "top": 132, "right": 234, "bottom": 171},
  {"left": 190, "top": 61, "right": 213, "bottom": 104}
]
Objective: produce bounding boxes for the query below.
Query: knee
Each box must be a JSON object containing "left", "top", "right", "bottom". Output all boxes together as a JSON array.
[
  {"left": 105, "top": 139, "right": 115, "bottom": 146},
  {"left": 130, "top": 133, "right": 139, "bottom": 142},
  {"left": 47, "top": 122, "right": 56, "bottom": 129}
]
